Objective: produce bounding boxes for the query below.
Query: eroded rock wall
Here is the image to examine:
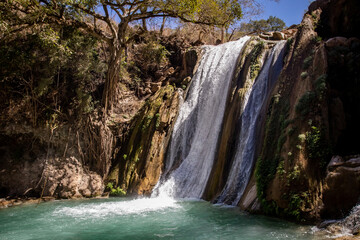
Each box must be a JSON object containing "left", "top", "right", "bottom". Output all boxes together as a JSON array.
[
  {"left": 107, "top": 85, "right": 182, "bottom": 195},
  {"left": 255, "top": 0, "right": 360, "bottom": 222}
]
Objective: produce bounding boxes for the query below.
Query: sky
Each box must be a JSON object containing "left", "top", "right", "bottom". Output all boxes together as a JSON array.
[{"left": 256, "top": 0, "right": 313, "bottom": 27}]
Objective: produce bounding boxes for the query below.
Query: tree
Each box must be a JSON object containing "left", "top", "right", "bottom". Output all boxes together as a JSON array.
[
  {"left": 267, "top": 15, "right": 286, "bottom": 31},
  {"left": 1, "top": 0, "right": 244, "bottom": 113},
  {"left": 240, "top": 15, "right": 286, "bottom": 33}
]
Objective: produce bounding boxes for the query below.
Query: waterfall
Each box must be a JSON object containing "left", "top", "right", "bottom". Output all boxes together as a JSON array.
[
  {"left": 216, "top": 41, "right": 286, "bottom": 205},
  {"left": 154, "top": 36, "right": 251, "bottom": 198}
]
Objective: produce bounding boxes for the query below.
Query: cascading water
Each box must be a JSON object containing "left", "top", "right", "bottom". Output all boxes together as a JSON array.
[
  {"left": 154, "top": 36, "right": 251, "bottom": 198},
  {"left": 216, "top": 41, "right": 286, "bottom": 205}
]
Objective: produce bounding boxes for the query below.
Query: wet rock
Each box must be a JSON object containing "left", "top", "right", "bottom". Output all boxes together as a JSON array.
[{"left": 326, "top": 205, "right": 360, "bottom": 238}]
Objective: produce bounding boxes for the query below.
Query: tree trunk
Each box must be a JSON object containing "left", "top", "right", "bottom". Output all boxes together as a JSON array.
[
  {"left": 102, "top": 21, "right": 128, "bottom": 114},
  {"left": 160, "top": 17, "right": 166, "bottom": 35},
  {"left": 142, "top": 18, "right": 147, "bottom": 31},
  {"left": 221, "top": 27, "right": 225, "bottom": 43},
  {"left": 102, "top": 44, "right": 122, "bottom": 114}
]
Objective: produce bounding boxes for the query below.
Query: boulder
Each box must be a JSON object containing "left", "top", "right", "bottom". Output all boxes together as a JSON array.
[
  {"left": 45, "top": 157, "right": 104, "bottom": 199},
  {"left": 327, "top": 155, "right": 345, "bottom": 172},
  {"left": 325, "top": 37, "right": 348, "bottom": 48},
  {"left": 272, "top": 31, "right": 286, "bottom": 40},
  {"left": 321, "top": 155, "right": 360, "bottom": 219}
]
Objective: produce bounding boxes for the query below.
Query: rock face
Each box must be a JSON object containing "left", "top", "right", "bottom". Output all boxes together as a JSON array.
[
  {"left": 255, "top": 0, "right": 360, "bottom": 221},
  {"left": 321, "top": 156, "right": 360, "bottom": 219},
  {"left": 0, "top": 116, "right": 113, "bottom": 199},
  {"left": 107, "top": 85, "right": 182, "bottom": 195},
  {"left": 314, "top": 0, "right": 360, "bottom": 39},
  {"left": 44, "top": 157, "right": 104, "bottom": 198}
]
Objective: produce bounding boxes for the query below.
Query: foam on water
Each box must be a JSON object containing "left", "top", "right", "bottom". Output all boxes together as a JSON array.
[{"left": 53, "top": 196, "right": 180, "bottom": 218}]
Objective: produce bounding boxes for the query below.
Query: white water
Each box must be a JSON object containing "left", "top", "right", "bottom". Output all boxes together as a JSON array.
[
  {"left": 54, "top": 196, "right": 180, "bottom": 218},
  {"left": 155, "top": 37, "right": 250, "bottom": 198},
  {"left": 217, "top": 41, "right": 286, "bottom": 205}
]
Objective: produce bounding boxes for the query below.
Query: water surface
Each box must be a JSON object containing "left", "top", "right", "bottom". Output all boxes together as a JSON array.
[{"left": 0, "top": 197, "right": 326, "bottom": 240}]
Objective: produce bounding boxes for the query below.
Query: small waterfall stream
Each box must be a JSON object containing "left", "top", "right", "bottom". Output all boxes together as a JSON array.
[
  {"left": 155, "top": 36, "right": 250, "bottom": 198},
  {"left": 216, "top": 41, "right": 286, "bottom": 205}
]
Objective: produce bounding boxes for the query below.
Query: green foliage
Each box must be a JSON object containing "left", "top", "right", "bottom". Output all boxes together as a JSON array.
[
  {"left": 155, "top": 113, "right": 161, "bottom": 129},
  {"left": 241, "top": 16, "right": 286, "bottom": 32},
  {"left": 284, "top": 193, "right": 303, "bottom": 221},
  {"left": 138, "top": 41, "right": 170, "bottom": 65},
  {"left": 305, "top": 126, "right": 331, "bottom": 169},
  {"left": 267, "top": 16, "right": 287, "bottom": 31},
  {"left": 315, "top": 74, "right": 327, "bottom": 100},
  {"left": 0, "top": 25, "right": 106, "bottom": 124},
  {"left": 286, "top": 37, "right": 294, "bottom": 49},
  {"left": 250, "top": 41, "right": 264, "bottom": 81},
  {"left": 300, "top": 72, "right": 308, "bottom": 79},
  {"left": 302, "top": 56, "right": 313, "bottom": 70},
  {"left": 256, "top": 96, "right": 290, "bottom": 215},
  {"left": 295, "top": 91, "right": 316, "bottom": 116},
  {"left": 106, "top": 183, "right": 126, "bottom": 196},
  {"left": 312, "top": 36, "right": 322, "bottom": 44},
  {"left": 276, "top": 160, "right": 285, "bottom": 175},
  {"left": 287, "top": 165, "right": 300, "bottom": 181}
]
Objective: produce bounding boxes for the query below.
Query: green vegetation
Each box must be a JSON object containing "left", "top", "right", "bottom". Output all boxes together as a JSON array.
[
  {"left": 138, "top": 41, "right": 170, "bottom": 65},
  {"left": 0, "top": 25, "right": 106, "bottom": 126},
  {"left": 106, "top": 183, "right": 126, "bottom": 196},
  {"left": 305, "top": 126, "right": 331, "bottom": 169},
  {"left": 256, "top": 95, "right": 290, "bottom": 214},
  {"left": 240, "top": 16, "right": 286, "bottom": 32},
  {"left": 250, "top": 41, "right": 265, "bottom": 81},
  {"left": 295, "top": 91, "right": 316, "bottom": 116},
  {"left": 302, "top": 56, "right": 313, "bottom": 70},
  {"left": 315, "top": 74, "right": 327, "bottom": 100},
  {"left": 312, "top": 36, "right": 322, "bottom": 44},
  {"left": 300, "top": 72, "right": 308, "bottom": 79},
  {"left": 109, "top": 85, "right": 175, "bottom": 191},
  {"left": 284, "top": 193, "right": 303, "bottom": 220},
  {"left": 286, "top": 38, "right": 294, "bottom": 50}
]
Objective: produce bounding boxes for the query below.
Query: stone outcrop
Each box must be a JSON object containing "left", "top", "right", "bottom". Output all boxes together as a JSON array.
[
  {"left": 312, "top": 0, "right": 360, "bottom": 39},
  {"left": 0, "top": 114, "right": 114, "bottom": 199},
  {"left": 255, "top": 0, "right": 360, "bottom": 222},
  {"left": 107, "top": 85, "right": 183, "bottom": 195},
  {"left": 321, "top": 156, "right": 360, "bottom": 219},
  {"left": 43, "top": 157, "right": 104, "bottom": 198}
]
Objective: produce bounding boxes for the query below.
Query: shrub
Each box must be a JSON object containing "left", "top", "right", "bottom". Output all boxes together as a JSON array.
[
  {"left": 295, "top": 91, "right": 316, "bottom": 116},
  {"left": 300, "top": 71, "right": 308, "bottom": 79},
  {"left": 138, "top": 41, "right": 170, "bottom": 65},
  {"left": 315, "top": 74, "right": 327, "bottom": 100},
  {"left": 305, "top": 126, "right": 331, "bottom": 169},
  {"left": 106, "top": 183, "right": 126, "bottom": 196},
  {"left": 302, "top": 56, "right": 313, "bottom": 70}
]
